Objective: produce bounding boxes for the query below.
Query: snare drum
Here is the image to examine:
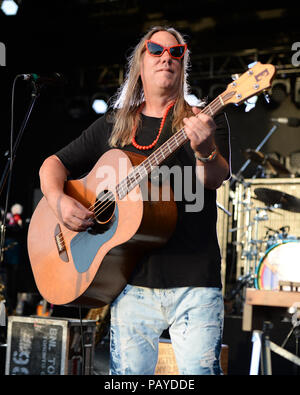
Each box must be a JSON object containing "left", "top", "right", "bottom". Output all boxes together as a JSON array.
[{"left": 255, "top": 240, "right": 300, "bottom": 290}]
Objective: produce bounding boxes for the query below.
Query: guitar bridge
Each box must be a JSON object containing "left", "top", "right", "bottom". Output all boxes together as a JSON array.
[{"left": 54, "top": 224, "right": 69, "bottom": 262}]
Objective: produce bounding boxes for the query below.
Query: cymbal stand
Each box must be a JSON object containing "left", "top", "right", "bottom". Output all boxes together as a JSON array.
[
  {"left": 232, "top": 125, "right": 278, "bottom": 185},
  {"left": 226, "top": 187, "right": 256, "bottom": 310},
  {"left": 236, "top": 185, "right": 269, "bottom": 280},
  {"left": 241, "top": 211, "right": 267, "bottom": 276},
  {"left": 239, "top": 187, "right": 263, "bottom": 276}
]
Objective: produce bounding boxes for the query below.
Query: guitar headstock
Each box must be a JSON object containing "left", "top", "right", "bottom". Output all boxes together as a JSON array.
[{"left": 221, "top": 62, "right": 276, "bottom": 106}]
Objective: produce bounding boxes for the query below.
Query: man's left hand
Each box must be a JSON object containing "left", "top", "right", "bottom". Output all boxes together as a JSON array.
[{"left": 183, "top": 106, "right": 216, "bottom": 157}]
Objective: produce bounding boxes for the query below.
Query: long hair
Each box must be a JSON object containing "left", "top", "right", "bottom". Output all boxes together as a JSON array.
[{"left": 109, "top": 26, "right": 194, "bottom": 147}]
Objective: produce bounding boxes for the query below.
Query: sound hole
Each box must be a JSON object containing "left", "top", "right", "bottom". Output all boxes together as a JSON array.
[
  {"left": 94, "top": 189, "right": 116, "bottom": 225},
  {"left": 88, "top": 190, "right": 116, "bottom": 235}
]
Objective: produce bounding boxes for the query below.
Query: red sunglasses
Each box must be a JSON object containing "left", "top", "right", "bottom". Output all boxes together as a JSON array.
[{"left": 145, "top": 40, "right": 187, "bottom": 60}]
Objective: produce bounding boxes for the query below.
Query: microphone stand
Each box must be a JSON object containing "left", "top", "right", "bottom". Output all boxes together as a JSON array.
[{"left": 0, "top": 80, "right": 40, "bottom": 266}]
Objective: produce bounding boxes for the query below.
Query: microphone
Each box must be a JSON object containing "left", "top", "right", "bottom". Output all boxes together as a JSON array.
[
  {"left": 271, "top": 117, "right": 300, "bottom": 127},
  {"left": 21, "top": 72, "right": 65, "bottom": 86}
]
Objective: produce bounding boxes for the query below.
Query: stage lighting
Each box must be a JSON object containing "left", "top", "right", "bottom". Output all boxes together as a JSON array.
[
  {"left": 92, "top": 99, "right": 108, "bottom": 114},
  {"left": 91, "top": 93, "right": 109, "bottom": 114},
  {"left": 1, "top": 0, "right": 19, "bottom": 15}
]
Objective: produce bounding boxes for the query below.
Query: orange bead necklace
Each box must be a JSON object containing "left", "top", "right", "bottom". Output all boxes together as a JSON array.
[{"left": 131, "top": 101, "right": 175, "bottom": 151}]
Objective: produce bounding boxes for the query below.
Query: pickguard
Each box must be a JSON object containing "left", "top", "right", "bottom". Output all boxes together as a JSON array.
[{"left": 70, "top": 205, "right": 119, "bottom": 273}]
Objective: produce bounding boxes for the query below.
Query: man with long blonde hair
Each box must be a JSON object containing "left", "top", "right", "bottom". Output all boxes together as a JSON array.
[{"left": 39, "top": 26, "right": 230, "bottom": 374}]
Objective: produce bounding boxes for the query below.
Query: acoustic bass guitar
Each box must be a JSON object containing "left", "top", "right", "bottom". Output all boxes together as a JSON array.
[{"left": 27, "top": 62, "right": 276, "bottom": 307}]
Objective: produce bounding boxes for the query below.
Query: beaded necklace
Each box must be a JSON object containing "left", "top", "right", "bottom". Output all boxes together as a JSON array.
[{"left": 131, "top": 101, "right": 175, "bottom": 151}]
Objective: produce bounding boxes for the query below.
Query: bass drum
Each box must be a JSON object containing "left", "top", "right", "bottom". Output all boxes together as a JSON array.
[{"left": 255, "top": 240, "right": 300, "bottom": 290}]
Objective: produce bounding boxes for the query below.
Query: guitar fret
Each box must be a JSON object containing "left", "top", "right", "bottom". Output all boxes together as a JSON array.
[
  {"left": 138, "top": 164, "right": 148, "bottom": 179},
  {"left": 174, "top": 133, "right": 179, "bottom": 146},
  {"left": 153, "top": 153, "right": 159, "bottom": 166}
]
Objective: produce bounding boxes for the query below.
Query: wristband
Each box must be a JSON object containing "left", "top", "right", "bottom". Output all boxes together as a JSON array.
[{"left": 194, "top": 146, "right": 217, "bottom": 163}]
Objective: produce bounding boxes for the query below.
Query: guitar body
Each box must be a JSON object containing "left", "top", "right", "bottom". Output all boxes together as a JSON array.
[{"left": 27, "top": 149, "right": 177, "bottom": 307}]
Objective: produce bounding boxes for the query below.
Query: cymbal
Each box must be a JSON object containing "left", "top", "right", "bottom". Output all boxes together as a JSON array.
[
  {"left": 243, "top": 149, "right": 290, "bottom": 175},
  {"left": 254, "top": 187, "right": 300, "bottom": 213}
]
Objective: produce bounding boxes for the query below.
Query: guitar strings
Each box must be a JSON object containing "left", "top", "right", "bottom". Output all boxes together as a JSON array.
[
  {"left": 57, "top": 94, "right": 225, "bottom": 239},
  {"left": 88, "top": 94, "right": 225, "bottom": 218},
  {"left": 55, "top": 94, "right": 227, "bottom": 241}
]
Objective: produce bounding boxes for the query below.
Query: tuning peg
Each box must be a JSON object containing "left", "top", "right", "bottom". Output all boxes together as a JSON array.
[
  {"left": 231, "top": 74, "right": 240, "bottom": 81},
  {"left": 248, "top": 61, "right": 258, "bottom": 69}
]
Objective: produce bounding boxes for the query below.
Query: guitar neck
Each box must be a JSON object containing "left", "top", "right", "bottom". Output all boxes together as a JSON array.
[{"left": 117, "top": 93, "right": 231, "bottom": 200}]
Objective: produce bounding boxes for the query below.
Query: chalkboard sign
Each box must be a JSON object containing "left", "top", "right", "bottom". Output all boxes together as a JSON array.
[{"left": 5, "top": 317, "right": 68, "bottom": 375}]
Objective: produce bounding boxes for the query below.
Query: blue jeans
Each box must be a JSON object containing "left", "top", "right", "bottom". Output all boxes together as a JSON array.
[{"left": 110, "top": 285, "right": 224, "bottom": 375}]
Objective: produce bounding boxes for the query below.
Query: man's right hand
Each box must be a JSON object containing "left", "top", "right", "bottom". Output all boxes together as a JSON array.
[
  {"left": 39, "top": 155, "right": 95, "bottom": 232},
  {"left": 49, "top": 193, "right": 95, "bottom": 232}
]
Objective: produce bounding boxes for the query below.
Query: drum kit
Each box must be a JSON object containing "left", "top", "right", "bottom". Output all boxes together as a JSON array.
[{"left": 228, "top": 146, "right": 300, "bottom": 304}]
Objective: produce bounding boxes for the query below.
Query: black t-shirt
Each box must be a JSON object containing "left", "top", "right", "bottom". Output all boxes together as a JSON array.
[{"left": 55, "top": 110, "right": 229, "bottom": 289}]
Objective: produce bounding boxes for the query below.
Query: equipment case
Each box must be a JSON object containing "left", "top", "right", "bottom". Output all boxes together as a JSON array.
[{"left": 5, "top": 315, "right": 96, "bottom": 375}]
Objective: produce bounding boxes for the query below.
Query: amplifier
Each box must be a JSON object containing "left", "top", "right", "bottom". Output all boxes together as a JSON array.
[
  {"left": 235, "top": 178, "right": 300, "bottom": 279},
  {"left": 5, "top": 316, "right": 96, "bottom": 375}
]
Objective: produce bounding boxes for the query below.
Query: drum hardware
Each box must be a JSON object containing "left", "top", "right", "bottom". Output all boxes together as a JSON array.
[
  {"left": 226, "top": 204, "right": 270, "bottom": 313},
  {"left": 254, "top": 240, "right": 300, "bottom": 290},
  {"left": 243, "top": 149, "right": 291, "bottom": 177},
  {"left": 251, "top": 201, "right": 283, "bottom": 215},
  {"left": 253, "top": 209, "right": 268, "bottom": 222},
  {"left": 264, "top": 225, "right": 295, "bottom": 248},
  {"left": 227, "top": 170, "right": 300, "bottom": 312},
  {"left": 239, "top": 205, "right": 273, "bottom": 275},
  {"left": 230, "top": 173, "right": 252, "bottom": 189},
  {"left": 230, "top": 186, "right": 272, "bottom": 273},
  {"left": 216, "top": 202, "right": 232, "bottom": 216},
  {"left": 230, "top": 124, "right": 278, "bottom": 188},
  {"left": 228, "top": 185, "right": 289, "bottom": 311},
  {"left": 254, "top": 188, "right": 300, "bottom": 213},
  {"left": 279, "top": 282, "right": 300, "bottom": 293},
  {"left": 224, "top": 273, "right": 254, "bottom": 302}
]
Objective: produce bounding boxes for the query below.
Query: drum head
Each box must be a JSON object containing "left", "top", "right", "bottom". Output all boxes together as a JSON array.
[{"left": 255, "top": 241, "right": 300, "bottom": 290}]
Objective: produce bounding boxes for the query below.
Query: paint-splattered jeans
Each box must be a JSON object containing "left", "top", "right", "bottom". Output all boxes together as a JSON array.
[{"left": 109, "top": 285, "right": 224, "bottom": 375}]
